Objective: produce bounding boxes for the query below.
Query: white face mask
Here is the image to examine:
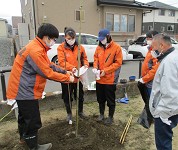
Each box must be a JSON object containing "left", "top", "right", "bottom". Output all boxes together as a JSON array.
[
  {"left": 66, "top": 39, "right": 75, "bottom": 46},
  {"left": 101, "top": 38, "right": 107, "bottom": 45},
  {"left": 147, "top": 40, "right": 152, "bottom": 46},
  {"left": 151, "top": 50, "right": 161, "bottom": 58},
  {"left": 46, "top": 40, "right": 55, "bottom": 48}
]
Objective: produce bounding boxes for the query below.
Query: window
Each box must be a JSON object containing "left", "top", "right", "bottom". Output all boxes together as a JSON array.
[
  {"left": 161, "top": 26, "right": 165, "bottom": 32},
  {"left": 121, "top": 15, "right": 127, "bottom": 32},
  {"left": 158, "top": 9, "right": 165, "bottom": 16},
  {"left": 114, "top": 15, "right": 120, "bottom": 32},
  {"left": 106, "top": 13, "right": 135, "bottom": 32},
  {"left": 167, "top": 25, "right": 174, "bottom": 31},
  {"left": 75, "top": 10, "right": 85, "bottom": 21},
  {"left": 85, "top": 35, "right": 98, "bottom": 45},
  {"left": 142, "top": 26, "right": 145, "bottom": 31},
  {"left": 148, "top": 26, "right": 153, "bottom": 31},
  {"left": 106, "top": 13, "right": 114, "bottom": 31},
  {"left": 128, "top": 15, "right": 135, "bottom": 32},
  {"left": 168, "top": 10, "right": 175, "bottom": 17}
]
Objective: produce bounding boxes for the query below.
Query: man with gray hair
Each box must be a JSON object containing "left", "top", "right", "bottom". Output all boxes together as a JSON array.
[{"left": 149, "top": 34, "right": 178, "bottom": 150}]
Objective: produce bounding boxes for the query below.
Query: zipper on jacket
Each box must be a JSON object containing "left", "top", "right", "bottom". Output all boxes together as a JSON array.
[{"left": 105, "top": 53, "right": 111, "bottom": 63}]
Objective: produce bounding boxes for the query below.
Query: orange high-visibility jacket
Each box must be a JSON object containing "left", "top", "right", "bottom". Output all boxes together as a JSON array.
[
  {"left": 93, "top": 41, "right": 123, "bottom": 84},
  {"left": 57, "top": 42, "right": 89, "bottom": 83},
  {"left": 141, "top": 47, "right": 160, "bottom": 83},
  {"left": 6, "top": 37, "right": 70, "bottom": 100}
]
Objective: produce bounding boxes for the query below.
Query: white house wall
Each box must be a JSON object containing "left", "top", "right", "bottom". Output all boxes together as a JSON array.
[{"left": 143, "top": 10, "right": 178, "bottom": 24}]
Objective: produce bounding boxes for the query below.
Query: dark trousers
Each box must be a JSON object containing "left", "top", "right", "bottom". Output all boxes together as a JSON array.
[
  {"left": 96, "top": 83, "right": 116, "bottom": 118},
  {"left": 16, "top": 100, "right": 42, "bottom": 149},
  {"left": 61, "top": 82, "right": 84, "bottom": 114},
  {"left": 154, "top": 115, "right": 178, "bottom": 150}
]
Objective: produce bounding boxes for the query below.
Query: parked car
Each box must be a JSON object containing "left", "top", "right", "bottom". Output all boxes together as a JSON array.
[
  {"left": 128, "top": 35, "right": 178, "bottom": 59},
  {"left": 47, "top": 33, "right": 133, "bottom": 64}
]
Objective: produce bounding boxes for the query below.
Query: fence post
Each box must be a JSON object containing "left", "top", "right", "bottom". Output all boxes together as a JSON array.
[{"left": 1, "top": 73, "right": 7, "bottom": 101}]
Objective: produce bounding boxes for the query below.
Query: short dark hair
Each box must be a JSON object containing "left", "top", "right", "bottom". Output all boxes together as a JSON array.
[
  {"left": 64, "top": 27, "right": 76, "bottom": 38},
  {"left": 37, "top": 23, "right": 59, "bottom": 39},
  {"left": 146, "top": 30, "right": 159, "bottom": 38}
]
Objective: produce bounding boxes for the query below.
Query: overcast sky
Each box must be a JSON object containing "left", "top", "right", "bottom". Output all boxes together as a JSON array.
[{"left": 0, "top": 0, "right": 178, "bottom": 24}]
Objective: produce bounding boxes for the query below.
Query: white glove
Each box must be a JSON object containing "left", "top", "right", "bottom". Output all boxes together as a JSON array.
[
  {"left": 41, "top": 91, "right": 46, "bottom": 99},
  {"left": 138, "top": 78, "right": 144, "bottom": 84},
  {"left": 84, "top": 65, "right": 88, "bottom": 69},
  {"left": 160, "top": 117, "right": 172, "bottom": 126},
  {"left": 96, "top": 70, "right": 100, "bottom": 80},
  {"left": 92, "top": 68, "right": 98, "bottom": 74},
  {"left": 72, "top": 68, "right": 77, "bottom": 73},
  {"left": 69, "top": 76, "right": 75, "bottom": 82},
  {"left": 7, "top": 99, "right": 18, "bottom": 110},
  {"left": 100, "top": 70, "right": 105, "bottom": 77},
  {"left": 12, "top": 103, "right": 18, "bottom": 110}
]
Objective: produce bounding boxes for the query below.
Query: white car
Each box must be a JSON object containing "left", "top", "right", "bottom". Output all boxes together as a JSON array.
[
  {"left": 47, "top": 33, "right": 133, "bottom": 64},
  {"left": 128, "top": 35, "right": 178, "bottom": 58}
]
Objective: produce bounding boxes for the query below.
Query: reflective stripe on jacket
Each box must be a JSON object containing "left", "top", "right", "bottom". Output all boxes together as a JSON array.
[
  {"left": 93, "top": 41, "right": 122, "bottom": 85},
  {"left": 6, "top": 37, "right": 70, "bottom": 100}
]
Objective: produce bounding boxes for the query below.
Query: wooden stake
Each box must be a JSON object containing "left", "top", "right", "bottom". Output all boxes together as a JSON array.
[
  {"left": 119, "top": 115, "right": 133, "bottom": 144},
  {"left": 76, "top": 0, "right": 84, "bottom": 137}
]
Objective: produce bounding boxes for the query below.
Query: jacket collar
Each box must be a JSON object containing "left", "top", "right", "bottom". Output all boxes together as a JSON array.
[
  {"left": 35, "top": 37, "right": 51, "bottom": 52},
  {"left": 158, "top": 47, "right": 175, "bottom": 62}
]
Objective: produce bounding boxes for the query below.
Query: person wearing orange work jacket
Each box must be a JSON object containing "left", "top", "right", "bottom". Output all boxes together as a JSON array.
[
  {"left": 93, "top": 29, "right": 122, "bottom": 125},
  {"left": 57, "top": 27, "right": 89, "bottom": 122},
  {"left": 137, "top": 30, "right": 160, "bottom": 129},
  {"left": 6, "top": 24, "right": 74, "bottom": 150}
]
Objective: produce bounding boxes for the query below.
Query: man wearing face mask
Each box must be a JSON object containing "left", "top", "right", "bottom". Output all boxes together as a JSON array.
[
  {"left": 137, "top": 30, "right": 160, "bottom": 129},
  {"left": 93, "top": 29, "right": 122, "bottom": 125},
  {"left": 149, "top": 34, "right": 178, "bottom": 150},
  {"left": 6, "top": 23, "right": 75, "bottom": 150},
  {"left": 57, "top": 27, "right": 89, "bottom": 122}
]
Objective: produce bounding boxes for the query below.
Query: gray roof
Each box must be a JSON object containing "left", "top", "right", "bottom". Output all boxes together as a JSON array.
[
  {"left": 147, "top": 1, "right": 178, "bottom": 10},
  {"left": 97, "top": 0, "right": 158, "bottom": 10}
]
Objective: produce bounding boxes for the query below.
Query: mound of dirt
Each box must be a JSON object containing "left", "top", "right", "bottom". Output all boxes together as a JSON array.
[{"left": 38, "top": 117, "right": 124, "bottom": 150}]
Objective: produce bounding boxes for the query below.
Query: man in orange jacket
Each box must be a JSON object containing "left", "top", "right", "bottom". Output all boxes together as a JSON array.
[
  {"left": 57, "top": 27, "right": 89, "bottom": 122},
  {"left": 6, "top": 23, "right": 74, "bottom": 150},
  {"left": 137, "top": 30, "right": 159, "bottom": 129},
  {"left": 93, "top": 29, "right": 122, "bottom": 125}
]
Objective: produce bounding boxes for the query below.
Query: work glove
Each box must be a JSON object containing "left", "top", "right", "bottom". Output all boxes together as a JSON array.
[
  {"left": 92, "top": 68, "right": 100, "bottom": 80},
  {"left": 92, "top": 68, "right": 98, "bottom": 74},
  {"left": 100, "top": 70, "right": 105, "bottom": 77},
  {"left": 138, "top": 78, "right": 144, "bottom": 84},
  {"left": 72, "top": 67, "right": 77, "bottom": 73},
  {"left": 84, "top": 65, "right": 88, "bottom": 69},
  {"left": 7, "top": 100, "right": 18, "bottom": 110},
  {"left": 67, "top": 71, "right": 73, "bottom": 76},
  {"left": 160, "top": 116, "right": 172, "bottom": 126},
  {"left": 41, "top": 91, "right": 46, "bottom": 99},
  {"left": 69, "top": 76, "right": 75, "bottom": 82}
]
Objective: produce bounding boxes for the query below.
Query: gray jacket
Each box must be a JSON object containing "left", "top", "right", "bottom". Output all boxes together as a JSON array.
[{"left": 149, "top": 49, "right": 178, "bottom": 119}]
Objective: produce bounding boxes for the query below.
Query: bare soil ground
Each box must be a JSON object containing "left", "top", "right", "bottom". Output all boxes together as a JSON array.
[{"left": 0, "top": 95, "right": 178, "bottom": 150}]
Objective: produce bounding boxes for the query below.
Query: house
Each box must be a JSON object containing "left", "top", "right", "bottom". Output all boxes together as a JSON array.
[
  {"left": 20, "top": 0, "right": 157, "bottom": 46},
  {"left": 142, "top": 1, "right": 178, "bottom": 39},
  {"left": 12, "top": 16, "right": 22, "bottom": 35},
  {"left": 0, "top": 18, "right": 8, "bottom": 37}
]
